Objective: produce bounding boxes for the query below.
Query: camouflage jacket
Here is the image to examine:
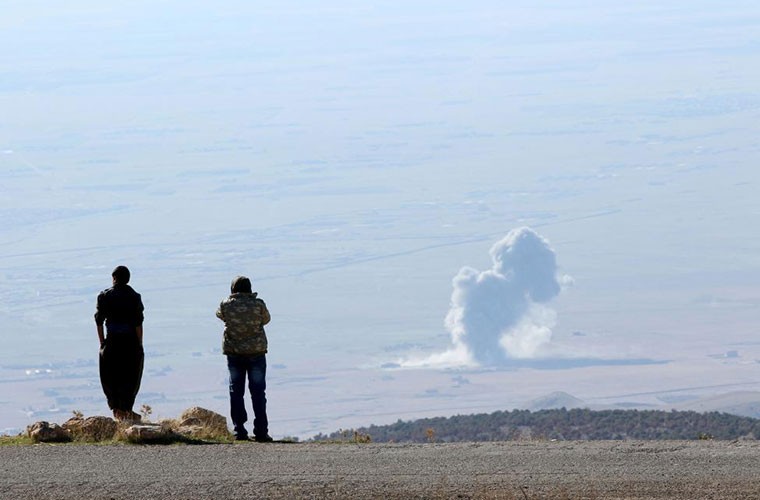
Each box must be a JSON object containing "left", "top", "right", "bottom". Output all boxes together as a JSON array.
[{"left": 216, "top": 292, "right": 270, "bottom": 356}]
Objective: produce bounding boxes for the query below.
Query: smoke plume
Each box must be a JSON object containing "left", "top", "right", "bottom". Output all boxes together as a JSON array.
[{"left": 415, "top": 227, "right": 566, "bottom": 367}]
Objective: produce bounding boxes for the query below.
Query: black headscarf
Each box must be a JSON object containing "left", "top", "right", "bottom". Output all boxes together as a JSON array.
[{"left": 231, "top": 276, "right": 252, "bottom": 294}]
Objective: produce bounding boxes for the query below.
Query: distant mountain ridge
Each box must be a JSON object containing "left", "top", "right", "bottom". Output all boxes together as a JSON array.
[
  {"left": 672, "top": 391, "right": 760, "bottom": 418},
  {"left": 527, "top": 390, "right": 760, "bottom": 419},
  {"left": 527, "top": 391, "right": 587, "bottom": 411}
]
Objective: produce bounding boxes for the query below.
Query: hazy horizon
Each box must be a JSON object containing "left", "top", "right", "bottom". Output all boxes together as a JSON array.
[{"left": 2, "top": 1, "right": 759, "bottom": 437}]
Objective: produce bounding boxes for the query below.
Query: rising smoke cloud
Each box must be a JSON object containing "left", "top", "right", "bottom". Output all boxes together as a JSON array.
[{"left": 406, "top": 227, "right": 567, "bottom": 367}]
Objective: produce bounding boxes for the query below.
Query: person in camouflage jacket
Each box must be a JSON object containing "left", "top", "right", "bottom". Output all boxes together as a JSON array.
[{"left": 216, "top": 275, "right": 273, "bottom": 441}]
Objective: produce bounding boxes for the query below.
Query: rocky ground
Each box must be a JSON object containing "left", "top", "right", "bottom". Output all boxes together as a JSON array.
[{"left": 1, "top": 440, "right": 759, "bottom": 499}]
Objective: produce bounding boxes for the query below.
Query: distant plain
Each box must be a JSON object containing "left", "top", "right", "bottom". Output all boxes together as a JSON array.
[{"left": 1, "top": 1, "right": 759, "bottom": 438}]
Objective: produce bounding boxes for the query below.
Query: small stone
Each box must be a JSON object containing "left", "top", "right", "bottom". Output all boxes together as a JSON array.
[
  {"left": 27, "top": 421, "right": 71, "bottom": 443},
  {"left": 175, "top": 424, "right": 205, "bottom": 437},
  {"left": 178, "top": 407, "right": 229, "bottom": 438},
  {"left": 123, "top": 424, "right": 174, "bottom": 443}
]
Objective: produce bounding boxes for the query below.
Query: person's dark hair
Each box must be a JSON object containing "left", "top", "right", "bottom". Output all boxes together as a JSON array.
[
  {"left": 231, "top": 276, "right": 252, "bottom": 294},
  {"left": 112, "top": 265, "right": 131, "bottom": 285}
]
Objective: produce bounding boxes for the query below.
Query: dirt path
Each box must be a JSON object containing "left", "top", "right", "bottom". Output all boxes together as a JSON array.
[{"left": 1, "top": 440, "right": 759, "bottom": 499}]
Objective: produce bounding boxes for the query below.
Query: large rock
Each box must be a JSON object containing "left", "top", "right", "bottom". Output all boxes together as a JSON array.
[
  {"left": 123, "top": 423, "right": 175, "bottom": 443},
  {"left": 26, "top": 421, "right": 71, "bottom": 443},
  {"left": 63, "top": 416, "right": 118, "bottom": 442},
  {"left": 177, "top": 407, "right": 230, "bottom": 439}
]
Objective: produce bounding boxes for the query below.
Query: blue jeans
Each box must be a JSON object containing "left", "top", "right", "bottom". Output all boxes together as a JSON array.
[{"left": 227, "top": 354, "right": 268, "bottom": 438}]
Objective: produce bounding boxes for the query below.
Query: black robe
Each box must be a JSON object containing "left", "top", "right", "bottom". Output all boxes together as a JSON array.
[{"left": 95, "top": 284, "right": 144, "bottom": 412}]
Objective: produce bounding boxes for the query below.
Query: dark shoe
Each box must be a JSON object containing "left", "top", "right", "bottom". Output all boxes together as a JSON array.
[
  {"left": 254, "top": 435, "right": 274, "bottom": 443},
  {"left": 235, "top": 434, "right": 250, "bottom": 441}
]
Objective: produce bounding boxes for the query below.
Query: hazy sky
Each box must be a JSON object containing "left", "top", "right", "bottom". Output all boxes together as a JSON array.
[{"left": 1, "top": 1, "right": 759, "bottom": 436}]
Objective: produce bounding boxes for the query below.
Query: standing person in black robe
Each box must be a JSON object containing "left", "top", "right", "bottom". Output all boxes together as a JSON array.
[{"left": 94, "top": 265, "right": 145, "bottom": 422}]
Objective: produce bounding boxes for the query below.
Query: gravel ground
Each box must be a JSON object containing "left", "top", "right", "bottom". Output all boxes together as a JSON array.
[{"left": 1, "top": 440, "right": 759, "bottom": 499}]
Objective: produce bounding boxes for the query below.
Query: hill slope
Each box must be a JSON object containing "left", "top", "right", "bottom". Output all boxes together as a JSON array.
[{"left": 313, "top": 408, "right": 760, "bottom": 442}]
